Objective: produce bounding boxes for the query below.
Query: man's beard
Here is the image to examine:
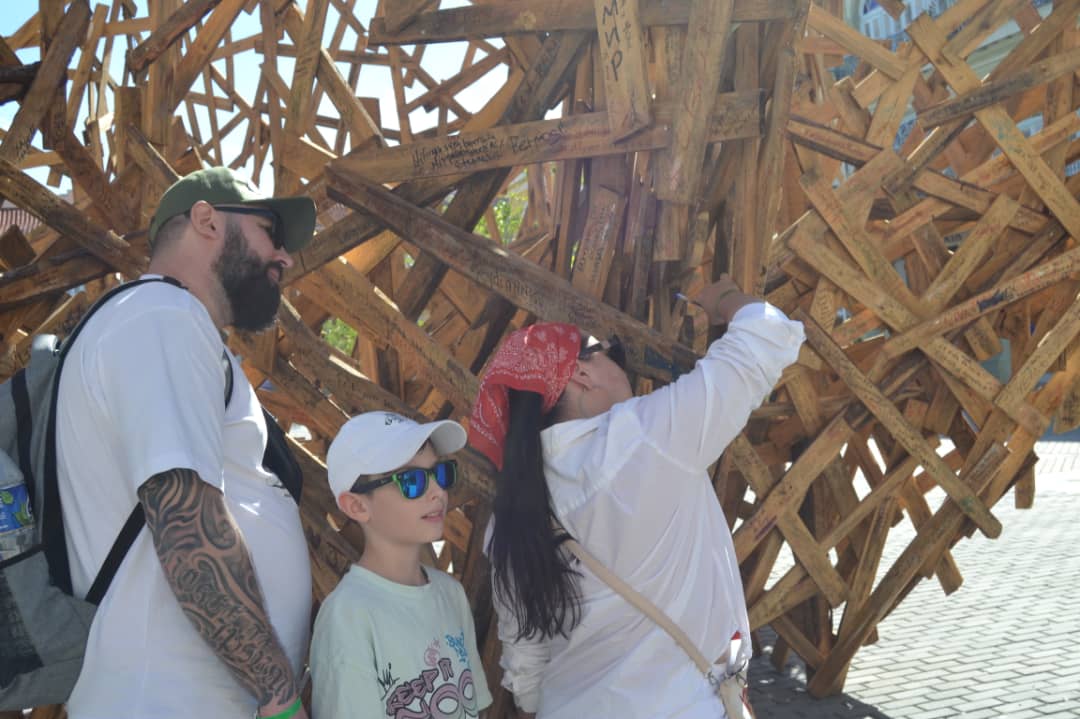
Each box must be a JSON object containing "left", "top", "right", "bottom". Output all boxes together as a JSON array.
[{"left": 213, "top": 218, "right": 283, "bottom": 332}]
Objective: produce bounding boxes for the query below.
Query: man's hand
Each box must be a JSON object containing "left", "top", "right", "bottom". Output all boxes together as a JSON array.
[
  {"left": 139, "top": 468, "right": 302, "bottom": 714},
  {"left": 693, "top": 274, "right": 759, "bottom": 325}
]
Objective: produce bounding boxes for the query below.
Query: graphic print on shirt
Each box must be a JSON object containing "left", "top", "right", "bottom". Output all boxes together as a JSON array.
[
  {"left": 381, "top": 635, "right": 481, "bottom": 718},
  {"left": 377, "top": 660, "right": 400, "bottom": 699}
]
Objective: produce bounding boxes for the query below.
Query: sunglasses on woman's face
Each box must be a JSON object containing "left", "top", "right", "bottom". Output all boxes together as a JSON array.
[
  {"left": 350, "top": 459, "right": 458, "bottom": 499},
  {"left": 579, "top": 336, "right": 626, "bottom": 369}
]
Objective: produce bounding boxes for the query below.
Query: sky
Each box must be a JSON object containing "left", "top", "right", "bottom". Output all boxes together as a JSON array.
[{"left": 0, "top": 0, "right": 505, "bottom": 194}]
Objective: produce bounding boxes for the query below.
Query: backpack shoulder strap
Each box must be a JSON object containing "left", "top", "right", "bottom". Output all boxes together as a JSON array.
[
  {"left": 84, "top": 504, "right": 144, "bottom": 605},
  {"left": 43, "top": 276, "right": 184, "bottom": 598}
]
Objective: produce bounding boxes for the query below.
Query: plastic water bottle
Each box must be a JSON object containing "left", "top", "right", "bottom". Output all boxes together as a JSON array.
[{"left": 0, "top": 454, "right": 35, "bottom": 561}]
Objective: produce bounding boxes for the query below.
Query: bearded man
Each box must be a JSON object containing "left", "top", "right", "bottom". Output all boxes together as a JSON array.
[{"left": 55, "top": 167, "right": 315, "bottom": 719}]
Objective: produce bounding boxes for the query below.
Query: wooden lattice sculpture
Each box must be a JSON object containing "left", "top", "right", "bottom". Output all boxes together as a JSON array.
[{"left": 2, "top": 1, "right": 1080, "bottom": 715}]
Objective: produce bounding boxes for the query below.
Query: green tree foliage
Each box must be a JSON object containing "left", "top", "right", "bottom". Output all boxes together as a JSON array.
[
  {"left": 321, "top": 317, "right": 358, "bottom": 355},
  {"left": 474, "top": 184, "right": 529, "bottom": 243}
]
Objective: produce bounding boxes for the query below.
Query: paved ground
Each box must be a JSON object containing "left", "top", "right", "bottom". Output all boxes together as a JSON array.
[{"left": 747, "top": 439, "right": 1080, "bottom": 718}]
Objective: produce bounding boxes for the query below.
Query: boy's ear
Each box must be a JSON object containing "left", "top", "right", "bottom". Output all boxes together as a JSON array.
[{"left": 337, "top": 491, "right": 373, "bottom": 524}]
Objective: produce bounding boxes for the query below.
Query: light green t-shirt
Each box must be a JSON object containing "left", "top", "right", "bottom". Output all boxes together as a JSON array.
[{"left": 311, "top": 564, "right": 493, "bottom": 719}]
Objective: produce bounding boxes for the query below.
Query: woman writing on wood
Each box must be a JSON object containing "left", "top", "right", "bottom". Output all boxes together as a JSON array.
[{"left": 468, "top": 275, "right": 805, "bottom": 719}]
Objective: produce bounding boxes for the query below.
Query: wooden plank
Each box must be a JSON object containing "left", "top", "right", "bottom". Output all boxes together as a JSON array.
[
  {"left": 941, "top": 0, "right": 1029, "bottom": 63},
  {"left": 384, "top": 0, "right": 439, "bottom": 34},
  {"left": 166, "top": 0, "right": 246, "bottom": 111},
  {"left": 367, "top": 0, "right": 798, "bottom": 45},
  {"left": 0, "top": 159, "right": 142, "bottom": 278},
  {"left": 920, "top": 195, "right": 1018, "bottom": 313},
  {"left": 0, "top": 0, "right": 90, "bottom": 164},
  {"left": 327, "top": 170, "right": 699, "bottom": 383},
  {"left": 806, "top": 3, "right": 906, "bottom": 80},
  {"left": 316, "top": 48, "right": 385, "bottom": 152},
  {"left": 593, "top": 0, "right": 651, "bottom": 140},
  {"left": 331, "top": 93, "right": 763, "bottom": 182},
  {"left": 908, "top": 15, "right": 1080, "bottom": 243},
  {"left": 126, "top": 0, "right": 222, "bottom": 73},
  {"left": 753, "top": 489, "right": 849, "bottom": 607},
  {"left": 570, "top": 185, "right": 625, "bottom": 299},
  {"left": 732, "top": 413, "right": 854, "bottom": 560},
  {"left": 295, "top": 261, "right": 479, "bottom": 414},
  {"left": 787, "top": 222, "right": 1044, "bottom": 436},
  {"left": 354, "top": 30, "right": 592, "bottom": 322},
  {"left": 799, "top": 167, "right": 920, "bottom": 312},
  {"left": 997, "top": 294, "right": 1080, "bottom": 418},
  {"left": 0, "top": 225, "right": 35, "bottom": 270},
  {"left": 730, "top": 23, "right": 761, "bottom": 293},
  {"left": 864, "top": 65, "right": 919, "bottom": 149},
  {"left": 881, "top": 244, "right": 1080, "bottom": 361},
  {"left": 785, "top": 117, "right": 1049, "bottom": 236},
  {"left": 0, "top": 252, "right": 111, "bottom": 311},
  {"left": 0, "top": 292, "right": 81, "bottom": 378},
  {"left": 795, "top": 309, "right": 1001, "bottom": 539},
  {"left": 403, "top": 48, "right": 511, "bottom": 114},
  {"left": 270, "top": 300, "right": 496, "bottom": 501},
  {"left": 807, "top": 442, "right": 1008, "bottom": 696},
  {"left": 65, "top": 3, "right": 108, "bottom": 129},
  {"left": 918, "top": 47, "right": 1080, "bottom": 128},
  {"left": 655, "top": 0, "right": 733, "bottom": 203},
  {"left": 50, "top": 129, "right": 138, "bottom": 232}
]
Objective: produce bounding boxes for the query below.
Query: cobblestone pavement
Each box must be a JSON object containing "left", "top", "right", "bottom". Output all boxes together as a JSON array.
[{"left": 747, "top": 440, "right": 1080, "bottom": 718}]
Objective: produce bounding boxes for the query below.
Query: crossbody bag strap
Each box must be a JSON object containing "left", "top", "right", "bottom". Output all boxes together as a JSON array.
[
  {"left": 561, "top": 536, "right": 714, "bottom": 675},
  {"left": 560, "top": 525, "right": 756, "bottom": 717}
]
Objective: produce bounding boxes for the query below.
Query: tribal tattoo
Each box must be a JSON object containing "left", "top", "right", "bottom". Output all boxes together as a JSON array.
[{"left": 138, "top": 468, "right": 297, "bottom": 707}]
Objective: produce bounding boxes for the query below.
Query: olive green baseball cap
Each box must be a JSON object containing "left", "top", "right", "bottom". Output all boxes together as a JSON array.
[{"left": 149, "top": 167, "right": 316, "bottom": 252}]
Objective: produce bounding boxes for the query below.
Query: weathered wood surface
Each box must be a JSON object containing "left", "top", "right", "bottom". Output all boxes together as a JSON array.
[{"left": 4, "top": 0, "right": 1080, "bottom": 714}]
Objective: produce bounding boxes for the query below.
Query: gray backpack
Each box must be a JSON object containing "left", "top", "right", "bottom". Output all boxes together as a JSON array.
[{"left": 0, "top": 277, "right": 175, "bottom": 709}]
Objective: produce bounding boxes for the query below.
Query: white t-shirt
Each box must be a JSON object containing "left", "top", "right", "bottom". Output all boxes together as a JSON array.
[
  {"left": 492, "top": 303, "right": 805, "bottom": 719},
  {"left": 56, "top": 278, "right": 312, "bottom": 719},
  {"left": 310, "top": 564, "right": 493, "bottom": 719}
]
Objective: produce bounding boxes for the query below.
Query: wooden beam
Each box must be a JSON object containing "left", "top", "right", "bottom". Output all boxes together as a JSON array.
[
  {"left": 326, "top": 170, "right": 699, "bottom": 383},
  {"left": 908, "top": 15, "right": 1080, "bottom": 243},
  {"left": 384, "top": 0, "right": 440, "bottom": 34},
  {"left": 126, "top": 0, "right": 223, "bottom": 73},
  {"left": 0, "top": 159, "right": 143, "bottom": 278},
  {"left": 655, "top": 0, "right": 733, "bottom": 203},
  {"left": 0, "top": 0, "right": 89, "bottom": 164},
  {"left": 593, "top": 0, "right": 651, "bottom": 141},
  {"left": 367, "top": 0, "right": 798, "bottom": 46},
  {"left": 331, "top": 93, "right": 763, "bottom": 182},
  {"left": 167, "top": 0, "right": 247, "bottom": 111},
  {"left": 295, "top": 259, "right": 479, "bottom": 413},
  {"left": 796, "top": 309, "right": 1002, "bottom": 539},
  {"left": 918, "top": 47, "right": 1080, "bottom": 128}
]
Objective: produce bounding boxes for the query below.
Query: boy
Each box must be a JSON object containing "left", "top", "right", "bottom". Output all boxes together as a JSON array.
[{"left": 311, "top": 411, "right": 493, "bottom": 719}]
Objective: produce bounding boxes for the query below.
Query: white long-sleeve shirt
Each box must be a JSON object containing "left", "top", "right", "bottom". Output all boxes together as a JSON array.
[{"left": 492, "top": 303, "right": 805, "bottom": 719}]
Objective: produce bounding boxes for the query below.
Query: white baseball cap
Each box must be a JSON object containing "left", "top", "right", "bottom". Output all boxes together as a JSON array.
[{"left": 326, "top": 411, "right": 467, "bottom": 501}]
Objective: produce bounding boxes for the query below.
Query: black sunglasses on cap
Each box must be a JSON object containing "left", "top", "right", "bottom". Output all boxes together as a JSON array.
[
  {"left": 187, "top": 204, "right": 285, "bottom": 250},
  {"left": 350, "top": 459, "right": 458, "bottom": 499},
  {"left": 579, "top": 336, "right": 626, "bottom": 369}
]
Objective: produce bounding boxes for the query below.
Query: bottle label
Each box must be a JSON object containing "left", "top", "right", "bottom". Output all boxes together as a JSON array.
[{"left": 0, "top": 482, "right": 33, "bottom": 532}]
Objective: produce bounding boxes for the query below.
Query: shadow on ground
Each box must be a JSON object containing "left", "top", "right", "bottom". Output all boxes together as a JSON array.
[{"left": 748, "top": 627, "right": 894, "bottom": 719}]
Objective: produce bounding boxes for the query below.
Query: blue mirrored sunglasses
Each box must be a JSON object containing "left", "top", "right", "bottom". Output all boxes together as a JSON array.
[{"left": 350, "top": 459, "right": 458, "bottom": 499}]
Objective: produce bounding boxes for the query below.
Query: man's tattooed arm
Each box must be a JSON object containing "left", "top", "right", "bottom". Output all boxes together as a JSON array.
[{"left": 138, "top": 468, "right": 306, "bottom": 717}]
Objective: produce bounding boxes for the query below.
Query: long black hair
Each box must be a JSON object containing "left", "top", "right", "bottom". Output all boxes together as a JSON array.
[{"left": 489, "top": 388, "right": 582, "bottom": 640}]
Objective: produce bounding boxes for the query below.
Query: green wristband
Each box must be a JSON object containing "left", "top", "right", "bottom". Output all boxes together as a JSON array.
[{"left": 258, "top": 697, "right": 303, "bottom": 719}]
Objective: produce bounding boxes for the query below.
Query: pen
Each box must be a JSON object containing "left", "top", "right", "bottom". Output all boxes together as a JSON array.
[{"left": 674, "top": 292, "right": 704, "bottom": 308}]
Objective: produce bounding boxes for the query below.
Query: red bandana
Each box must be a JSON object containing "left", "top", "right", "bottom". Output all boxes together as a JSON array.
[{"left": 468, "top": 322, "right": 581, "bottom": 470}]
